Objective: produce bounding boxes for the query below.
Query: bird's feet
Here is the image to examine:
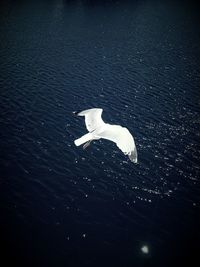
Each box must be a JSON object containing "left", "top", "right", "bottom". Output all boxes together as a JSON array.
[{"left": 83, "top": 141, "right": 91, "bottom": 149}]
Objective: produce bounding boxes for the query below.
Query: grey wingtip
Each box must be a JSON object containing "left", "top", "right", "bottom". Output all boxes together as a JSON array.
[
  {"left": 72, "top": 110, "right": 82, "bottom": 116},
  {"left": 128, "top": 149, "right": 138, "bottom": 164},
  {"left": 130, "top": 157, "right": 138, "bottom": 164},
  {"left": 73, "top": 108, "right": 103, "bottom": 117}
]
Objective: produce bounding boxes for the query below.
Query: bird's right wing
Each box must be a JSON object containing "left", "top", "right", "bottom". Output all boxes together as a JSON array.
[
  {"left": 97, "top": 124, "right": 137, "bottom": 163},
  {"left": 77, "top": 108, "right": 105, "bottom": 132}
]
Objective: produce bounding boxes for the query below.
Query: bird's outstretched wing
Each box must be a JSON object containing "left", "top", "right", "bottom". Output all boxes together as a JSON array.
[
  {"left": 97, "top": 125, "right": 137, "bottom": 163},
  {"left": 77, "top": 108, "right": 105, "bottom": 132}
]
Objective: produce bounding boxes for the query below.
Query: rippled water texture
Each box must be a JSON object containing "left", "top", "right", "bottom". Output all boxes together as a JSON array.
[{"left": 0, "top": 0, "right": 200, "bottom": 266}]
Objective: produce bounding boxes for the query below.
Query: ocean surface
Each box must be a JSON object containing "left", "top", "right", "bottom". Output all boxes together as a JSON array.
[{"left": 0, "top": 0, "right": 200, "bottom": 266}]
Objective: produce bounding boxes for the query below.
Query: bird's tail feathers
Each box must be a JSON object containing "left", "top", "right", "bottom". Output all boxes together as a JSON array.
[{"left": 74, "top": 133, "right": 93, "bottom": 146}]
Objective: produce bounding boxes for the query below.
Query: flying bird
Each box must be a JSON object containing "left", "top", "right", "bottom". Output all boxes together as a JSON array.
[{"left": 74, "top": 108, "right": 138, "bottom": 163}]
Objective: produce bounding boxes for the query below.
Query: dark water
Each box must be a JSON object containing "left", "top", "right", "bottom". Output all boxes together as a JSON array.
[{"left": 0, "top": 0, "right": 200, "bottom": 266}]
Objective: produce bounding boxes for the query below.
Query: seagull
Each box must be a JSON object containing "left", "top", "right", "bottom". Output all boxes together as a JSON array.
[{"left": 74, "top": 108, "right": 138, "bottom": 163}]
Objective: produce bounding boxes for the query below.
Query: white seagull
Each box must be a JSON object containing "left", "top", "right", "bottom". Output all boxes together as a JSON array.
[{"left": 74, "top": 108, "right": 138, "bottom": 163}]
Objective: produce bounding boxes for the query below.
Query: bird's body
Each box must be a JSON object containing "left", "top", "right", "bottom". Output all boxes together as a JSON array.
[{"left": 74, "top": 108, "right": 138, "bottom": 163}]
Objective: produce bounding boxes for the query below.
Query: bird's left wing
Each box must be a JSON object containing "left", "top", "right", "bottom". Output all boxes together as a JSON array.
[
  {"left": 97, "top": 125, "right": 137, "bottom": 163},
  {"left": 77, "top": 108, "right": 105, "bottom": 132}
]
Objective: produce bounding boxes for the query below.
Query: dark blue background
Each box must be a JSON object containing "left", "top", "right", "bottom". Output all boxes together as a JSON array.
[{"left": 0, "top": 0, "right": 200, "bottom": 266}]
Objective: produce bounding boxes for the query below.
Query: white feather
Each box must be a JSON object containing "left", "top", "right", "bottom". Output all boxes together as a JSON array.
[
  {"left": 77, "top": 108, "right": 104, "bottom": 132},
  {"left": 74, "top": 108, "right": 137, "bottom": 163}
]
